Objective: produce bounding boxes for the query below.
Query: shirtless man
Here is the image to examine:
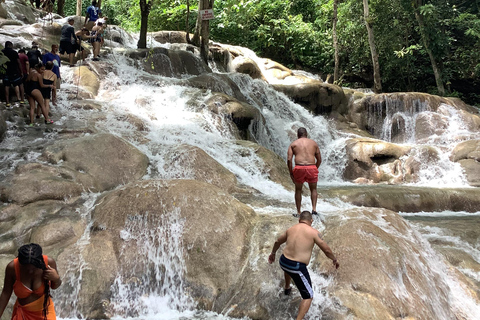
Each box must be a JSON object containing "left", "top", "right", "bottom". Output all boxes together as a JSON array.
[
  {"left": 287, "top": 127, "right": 322, "bottom": 217},
  {"left": 268, "top": 211, "right": 339, "bottom": 320}
]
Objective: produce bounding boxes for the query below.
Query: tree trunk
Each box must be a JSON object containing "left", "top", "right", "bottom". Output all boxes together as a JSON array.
[
  {"left": 191, "top": 0, "right": 206, "bottom": 47},
  {"left": 186, "top": 0, "right": 192, "bottom": 43},
  {"left": 333, "top": 0, "right": 339, "bottom": 83},
  {"left": 57, "top": 0, "right": 65, "bottom": 15},
  {"left": 413, "top": 1, "right": 445, "bottom": 96},
  {"left": 138, "top": 0, "right": 151, "bottom": 49},
  {"left": 362, "top": 0, "right": 382, "bottom": 93},
  {"left": 76, "top": 0, "right": 82, "bottom": 16}
]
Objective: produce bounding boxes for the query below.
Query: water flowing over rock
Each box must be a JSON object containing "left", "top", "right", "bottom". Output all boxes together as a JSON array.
[{"left": 71, "top": 180, "right": 256, "bottom": 318}]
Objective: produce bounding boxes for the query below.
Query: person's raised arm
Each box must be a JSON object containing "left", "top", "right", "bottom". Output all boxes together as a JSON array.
[
  {"left": 315, "top": 143, "right": 322, "bottom": 169},
  {"left": 314, "top": 231, "right": 339, "bottom": 269},
  {"left": 268, "top": 231, "right": 287, "bottom": 264},
  {"left": 44, "top": 257, "right": 62, "bottom": 290},
  {"left": 287, "top": 144, "right": 294, "bottom": 182},
  {"left": 0, "top": 262, "right": 15, "bottom": 317}
]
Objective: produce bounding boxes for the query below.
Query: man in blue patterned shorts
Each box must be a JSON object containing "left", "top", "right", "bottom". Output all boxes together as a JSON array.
[{"left": 268, "top": 211, "right": 339, "bottom": 320}]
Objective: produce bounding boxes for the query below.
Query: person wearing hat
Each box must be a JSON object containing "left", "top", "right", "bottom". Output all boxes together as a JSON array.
[
  {"left": 59, "top": 17, "right": 76, "bottom": 67},
  {"left": 26, "top": 41, "right": 42, "bottom": 72}
]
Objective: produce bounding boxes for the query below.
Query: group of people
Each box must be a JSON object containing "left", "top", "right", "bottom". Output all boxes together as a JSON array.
[
  {"left": 2, "top": 1, "right": 107, "bottom": 125},
  {"left": 2, "top": 41, "right": 57, "bottom": 125},
  {"left": 60, "top": 2, "right": 107, "bottom": 66}
]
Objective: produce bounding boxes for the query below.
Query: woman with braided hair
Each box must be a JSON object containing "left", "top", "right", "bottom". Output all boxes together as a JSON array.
[{"left": 0, "top": 243, "right": 61, "bottom": 320}]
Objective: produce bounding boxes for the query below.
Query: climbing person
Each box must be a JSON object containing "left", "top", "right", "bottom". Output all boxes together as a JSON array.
[
  {"left": 73, "top": 27, "right": 91, "bottom": 63},
  {"left": 268, "top": 211, "right": 339, "bottom": 320},
  {"left": 84, "top": 0, "right": 102, "bottom": 31},
  {"left": 287, "top": 127, "right": 322, "bottom": 217},
  {"left": 17, "top": 49, "right": 29, "bottom": 105},
  {"left": 1, "top": 41, "right": 24, "bottom": 108},
  {"left": 42, "top": 44, "right": 61, "bottom": 91},
  {"left": 59, "top": 17, "right": 76, "bottom": 67},
  {"left": 0, "top": 243, "right": 62, "bottom": 319},
  {"left": 26, "top": 41, "right": 42, "bottom": 71},
  {"left": 89, "top": 20, "right": 104, "bottom": 61},
  {"left": 25, "top": 63, "right": 54, "bottom": 126},
  {"left": 37, "top": 61, "right": 56, "bottom": 118}
]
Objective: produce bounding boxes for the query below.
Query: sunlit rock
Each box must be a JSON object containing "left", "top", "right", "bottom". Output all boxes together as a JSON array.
[
  {"left": 231, "top": 55, "right": 264, "bottom": 80},
  {"left": 163, "top": 144, "right": 238, "bottom": 192},
  {"left": 262, "top": 58, "right": 293, "bottom": 80},
  {"left": 451, "top": 140, "right": 480, "bottom": 187},
  {"left": 73, "top": 66, "right": 100, "bottom": 99},
  {"left": 344, "top": 138, "right": 411, "bottom": 183},
  {"left": 273, "top": 82, "right": 348, "bottom": 116},
  {"left": 41, "top": 133, "right": 149, "bottom": 192},
  {"left": 2, "top": 0, "right": 36, "bottom": 24}
]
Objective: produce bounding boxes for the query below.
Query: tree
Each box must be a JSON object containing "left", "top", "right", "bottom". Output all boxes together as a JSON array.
[
  {"left": 362, "top": 0, "right": 382, "bottom": 93},
  {"left": 57, "top": 0, "right": 65, "bottom": 15},
  {"left": 76, "top": 0, "right": 82, "bottom": 16},
  {"left": 138, "top": 0, "right": 152, "bottom": 49},
  {"left": 333, "top": 0, "right": 340, "bottom": 83},
  {"left": 412, "top": 0, "right": 445, "bottom": 96},
  {"left": 192, "top": 0, "right": 214, "bottom": 63}
]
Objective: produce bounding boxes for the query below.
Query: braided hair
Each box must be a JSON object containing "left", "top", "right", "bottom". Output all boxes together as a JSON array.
[{"left": 17, "top": 243, "right": 51, "bottom": 320}]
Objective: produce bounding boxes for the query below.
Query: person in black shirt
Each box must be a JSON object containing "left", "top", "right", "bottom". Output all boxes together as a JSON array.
[
  {"left": 2, "top": 41, "right": 23, "bottom": 107},
  {"left": 27, "top": 41, "right": 42, "bottom": 72},
  {"left": 59, "top": 17, "right": 76, "bottom": 67}
]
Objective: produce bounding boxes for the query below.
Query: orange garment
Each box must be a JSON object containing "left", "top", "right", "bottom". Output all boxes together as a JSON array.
[
  {"left": 11, "top": 296, "right": 56, "bottom": 320},
  {"left": 13, "top": 256, "right": 48, "bottom": 299},
  {"left": 12, "top": 255, "right": 56, "bottom": 320}
]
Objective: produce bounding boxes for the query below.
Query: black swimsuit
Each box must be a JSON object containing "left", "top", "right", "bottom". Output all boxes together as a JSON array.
[
  {"left": 25, "top": 79, "right": 40, "bottom": 96},
  {"left": 42, "top": 74, "right": 55, "bottom": 99}
]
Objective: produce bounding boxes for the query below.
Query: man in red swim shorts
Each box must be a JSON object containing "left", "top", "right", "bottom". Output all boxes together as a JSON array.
[{"left": 287, "top": 127, "right": 322, "bottom": 217}]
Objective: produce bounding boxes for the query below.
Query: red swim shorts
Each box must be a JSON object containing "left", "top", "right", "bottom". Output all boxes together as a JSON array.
[{"left": 293, "top": 165, "right": 319, "bottom": 184}]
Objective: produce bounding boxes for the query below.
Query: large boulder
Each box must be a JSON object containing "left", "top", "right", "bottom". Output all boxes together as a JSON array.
[
  {"left": 273, "top": 82, "right": 348, "bottom": 116},
  {"left": 320, "top": 185, "right": 480, "bottom": 213},
  {"left": 0, "top": 163, "right": 85, "bottom": 205},
  {"left": 127, "top": 47, "right": 211, "bottom": 78},
  {"left": 68, "top": 179, "right": 256, "bottom": 318},
  {"left": 73, "top": 66, "right": 100, "bottom": 99},
  {"left": 151, "top": 31, "right": 188, "bottom": 44},
  {"left": 343, "top": 138, "right": 412, "bottom": 183},
  {"left": 41, "top": 133, "right": 149, "bottom": 192},
  {"left": 231, "top": 55, "right": 264, "bottom": 80},
  {"left": 163, "top": 144, "right": 238, "bottom": 192},
  {"left": 325, "top": 207, "right": 476, "bottom": 320},
  {"left": 204, "top": 93, "right": 264, "bottom": 140},
  {"left": 186, "top": 73, "right": 248, "bottom": 102},
  {"left": 451, "top": 139, "right": 480, "bottom": 187}
]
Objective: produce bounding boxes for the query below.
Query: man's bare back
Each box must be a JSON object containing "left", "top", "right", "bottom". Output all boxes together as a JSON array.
[{"left": 288, "top": 137, "right": 321, "bottom": 166}]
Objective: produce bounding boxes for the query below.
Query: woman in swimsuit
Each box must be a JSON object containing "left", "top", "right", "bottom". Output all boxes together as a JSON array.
[
  {"left": 0, "top": 243, "right": 61, "bottom": 320},
  {"left": 37, "top": 61, "right": 57, "bottom": 118},
  {"left": 89, "top": 21, "right": 104, "bottom": 61},
  {"left": 25, "top": 63, "right": 54, "bottom": 126}
]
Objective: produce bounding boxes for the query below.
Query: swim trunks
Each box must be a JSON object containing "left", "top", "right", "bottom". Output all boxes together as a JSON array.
[
  {"left": 279, "top": 254, "right": 313, "bottom": 299},
  {"left": 293, "top": 165, "right": 318, "bottom": 184}
]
